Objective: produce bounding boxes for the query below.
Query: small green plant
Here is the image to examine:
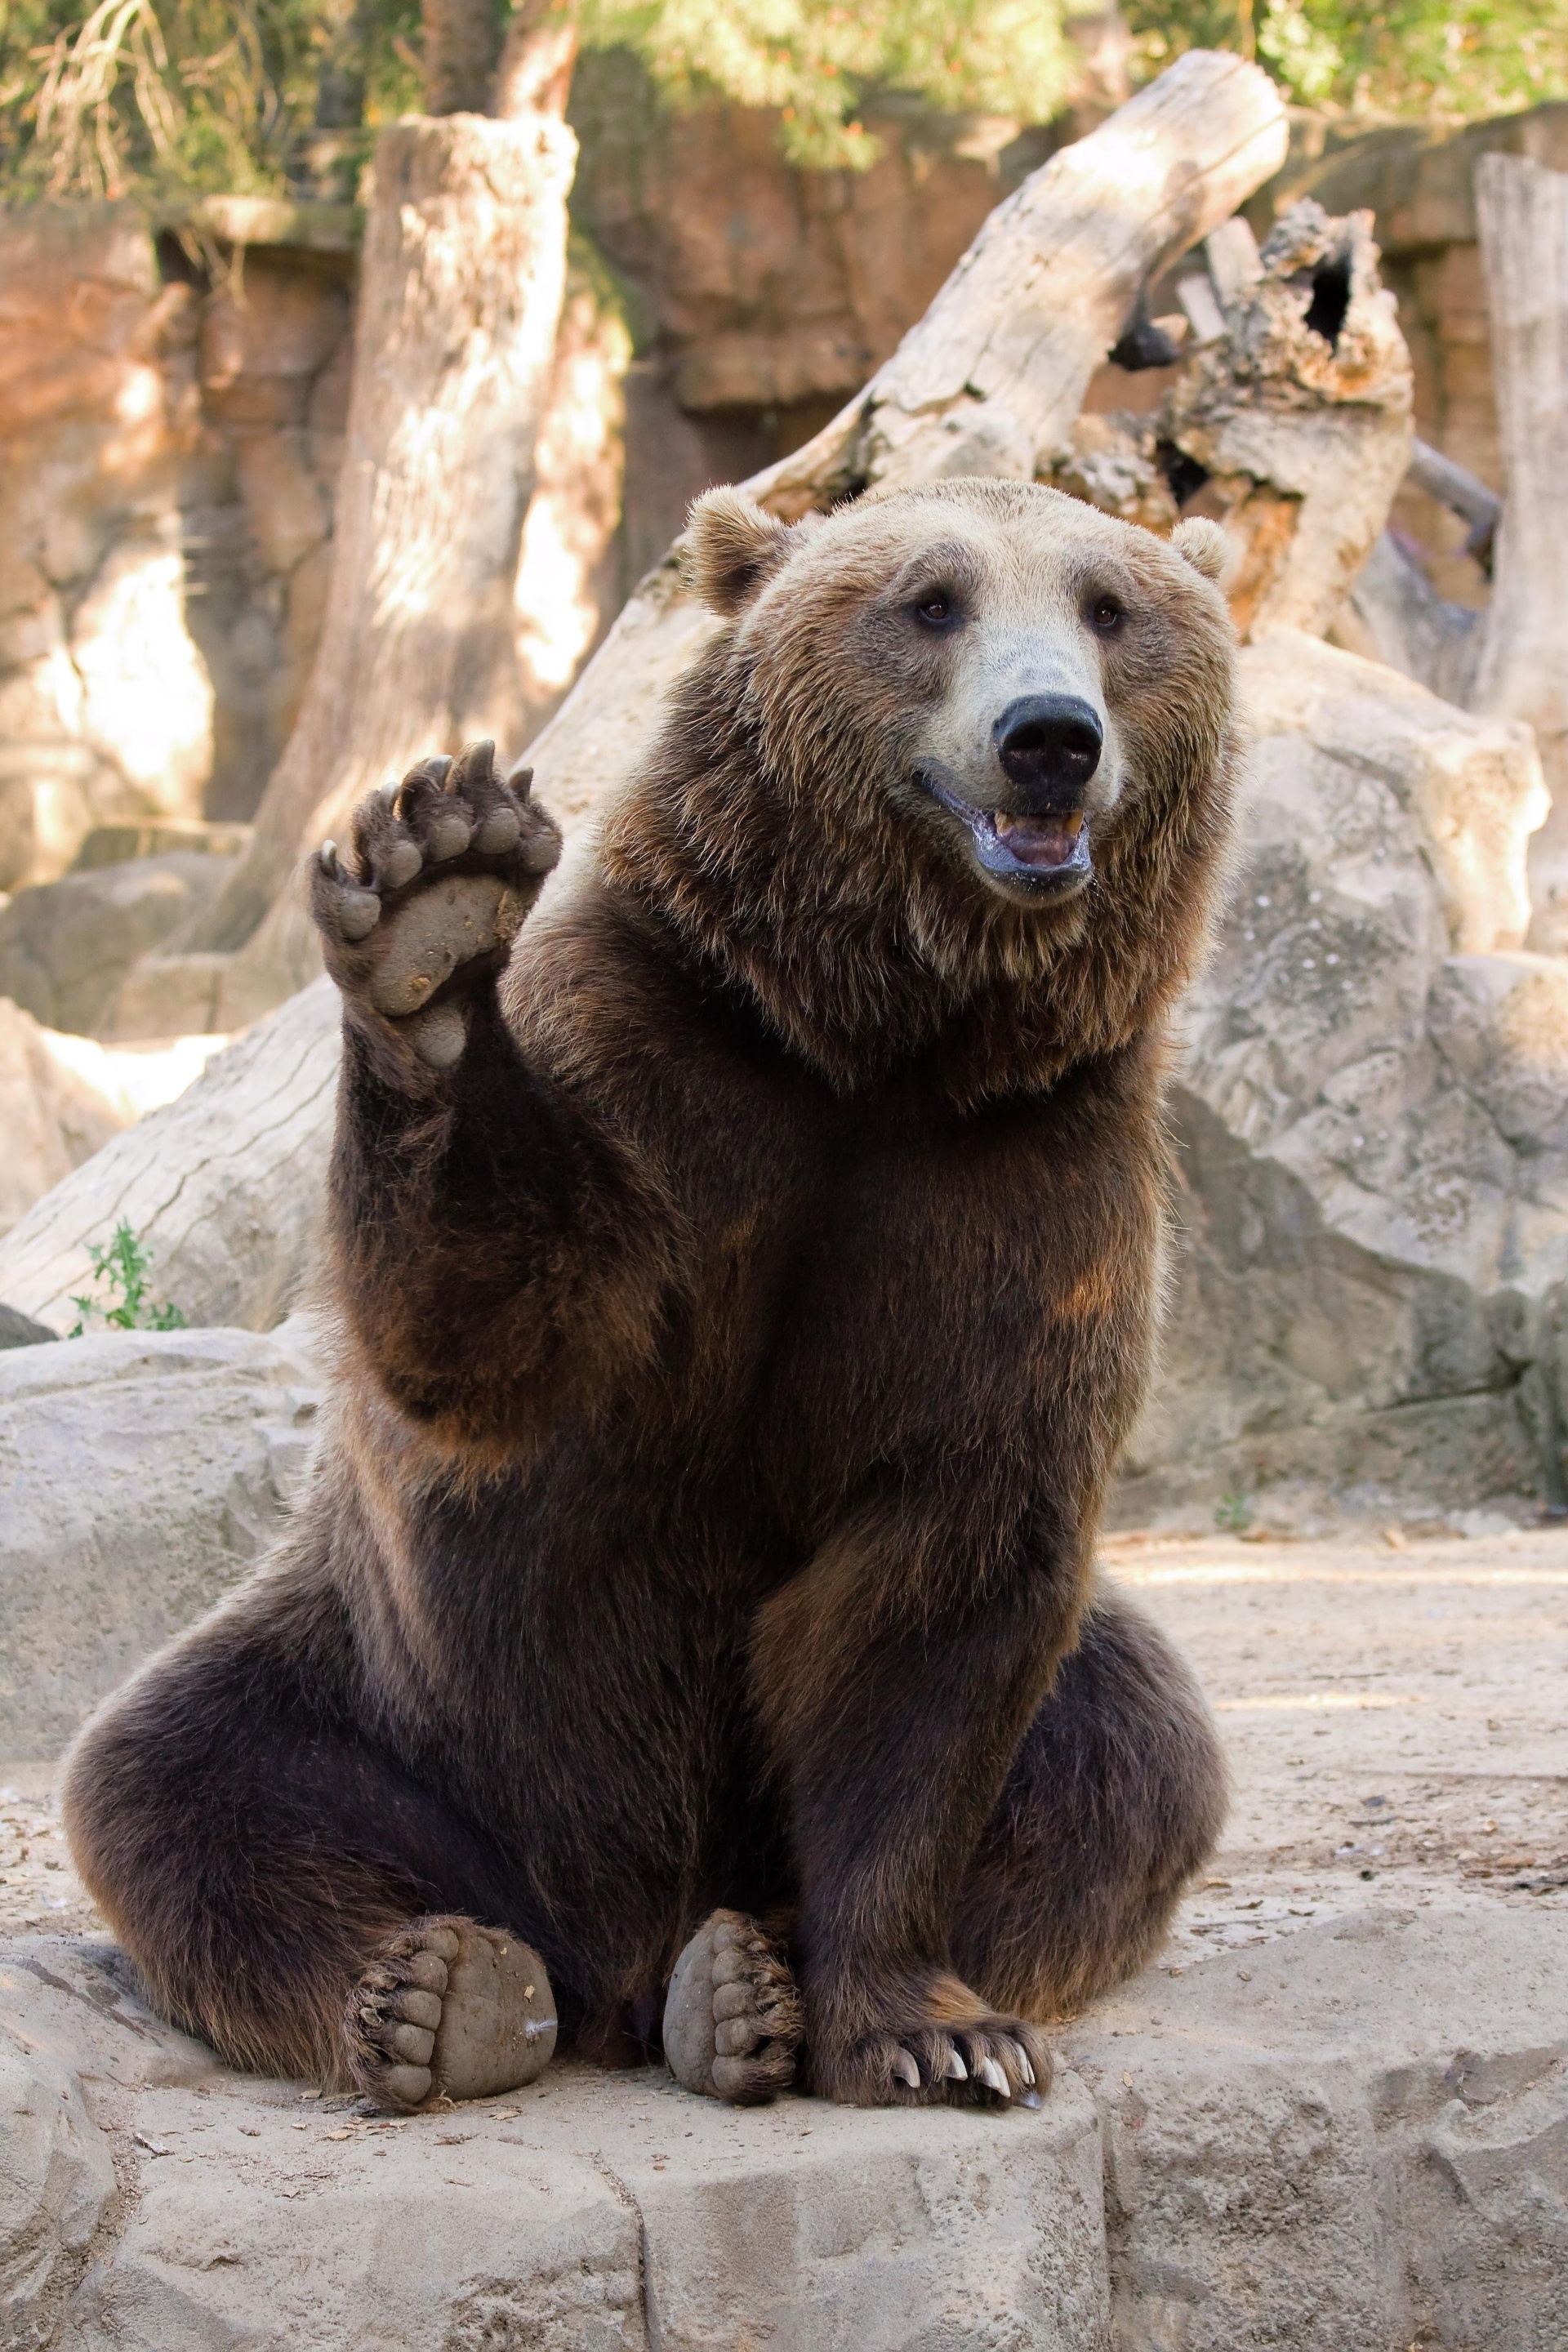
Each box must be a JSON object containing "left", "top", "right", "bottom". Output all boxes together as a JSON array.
[
  {"left": 68, "top": 1220, "right": 186, "bottom": 1336},
  {"left": 1214, "top": 1488, "right": 1253, "bottom": 1534}
]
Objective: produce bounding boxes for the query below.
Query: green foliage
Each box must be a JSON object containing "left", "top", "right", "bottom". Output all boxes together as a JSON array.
[
  {"left": 0, "top": 0, "right": 421, "bottom": 204},
  {"left": 1129, "top": 0, "right": 1568, "bottom": 123},
  {"left": 68, "top": 1220, "right": 186, "bottom": 1335},
  {"left": 577, "top": 0, "right": 1078, "bottom": 169},
  {"left": 6, "top": 0, "right": 1568, "bottom": 208},
  {"left": 1214, "top": 1488, "right": 1253, "bottom": 1533}
]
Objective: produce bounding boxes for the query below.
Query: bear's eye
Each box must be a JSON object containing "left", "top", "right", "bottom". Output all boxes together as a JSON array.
[
  {"left": 915, "top": 591, "right": 956, "bottom": 628},
  {"left": 1088, "top": 595, "right": 1125, "bottom": 633}
]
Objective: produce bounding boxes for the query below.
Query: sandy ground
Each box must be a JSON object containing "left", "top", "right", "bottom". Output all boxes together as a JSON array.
[
  {"left": 5, "top": 1519, "right": 1566, "bottom": 1962},
  {"left": 1117, "top": 1518, "right": 1568, "bottom": 1967}
]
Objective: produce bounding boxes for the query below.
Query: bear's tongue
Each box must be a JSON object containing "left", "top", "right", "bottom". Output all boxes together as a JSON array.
[{"left": 994, "top": 809, "right": 1085, "bottom": 870}]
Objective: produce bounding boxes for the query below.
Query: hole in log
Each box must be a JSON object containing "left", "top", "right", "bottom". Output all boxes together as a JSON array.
[
  {"left": 1157, "top": 443, "right": 1211, "bottom": 509},
  {"left": 1304, "top": 257, "right": 1352, "bottom": 350},
  {"left": 1109, "top": 295, "right": 1182, "bottom": 373}
]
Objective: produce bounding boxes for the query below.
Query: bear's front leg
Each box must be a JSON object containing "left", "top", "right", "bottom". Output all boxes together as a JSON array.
[
  {"left": 751, "top": 1508, "right": 1065, "bottom": 2112},
  {"left": 312, "top": 737, "right": 560, "bottom": 1089},
  {"left": 311, "top": 741, "right": 669, "bottom": 1443}
]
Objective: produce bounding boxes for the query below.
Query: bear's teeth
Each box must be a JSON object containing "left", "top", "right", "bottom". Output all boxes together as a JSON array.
[{"left": 995, "top": 809, "right": 1084, "bottom": 836}]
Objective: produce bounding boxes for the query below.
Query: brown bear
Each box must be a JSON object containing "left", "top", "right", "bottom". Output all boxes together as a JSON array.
[{"left": 64, "top": 477, "right": 1237, "bottom": 2114}]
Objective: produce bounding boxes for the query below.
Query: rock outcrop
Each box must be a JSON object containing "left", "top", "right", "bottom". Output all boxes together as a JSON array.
[
  {"left": 0, "top": 206, "right": 213, "bottom": 889},
  {"left": 1123, "top": 629, "right": 1561, "bottom": 1517},
  {"left": 0, "top": 1318, "right": 322, "bottom": 1760},
  {"left": 0, "top": 848, "right": 240, "bottom": 1036},
  {"left": 0, "top": 1893, "right": 1560, "bottom": 2350}
]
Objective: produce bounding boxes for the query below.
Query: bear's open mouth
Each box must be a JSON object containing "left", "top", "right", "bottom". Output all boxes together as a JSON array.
[{"left": 918, "top": 774, "right": 1093, "bottom": 894}]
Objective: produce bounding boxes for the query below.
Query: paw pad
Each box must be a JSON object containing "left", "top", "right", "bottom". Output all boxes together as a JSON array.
[
  {"left": 663, "top": 1909, "right": 801, "bottom": 2105},
  {"left": 310, "top": 738, "right": 562, "bottom": 1071},
  {"left": 350, "top": 1915, "right": 557, "bottom": 2111}
]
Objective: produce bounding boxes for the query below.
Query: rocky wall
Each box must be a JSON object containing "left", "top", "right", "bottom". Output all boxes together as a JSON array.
[
  {"left": 566, "top": 53, "right": 1069, "bottom": 580},
  {"left": 176, "top": 235, "right": 356, "bottom": 822},
  {"left": 0, "top": 207, "right": 213, "bottom": 892}
]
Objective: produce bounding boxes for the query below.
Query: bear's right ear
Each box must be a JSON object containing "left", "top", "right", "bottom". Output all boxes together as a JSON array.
[
  {"left": 684, "top": 487, "right": 797, "bottom": 617},
  {"left": 1170, "top": 515, "right": 1230, "bottom": 585}
]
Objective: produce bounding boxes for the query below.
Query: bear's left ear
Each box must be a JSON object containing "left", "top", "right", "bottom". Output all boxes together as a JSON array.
[
  {"left": 684, "top": 487, "right": 798, "bottom": 617},
  {"left": 1170, "top": 516, "right": 1230, "bottom": 585}
]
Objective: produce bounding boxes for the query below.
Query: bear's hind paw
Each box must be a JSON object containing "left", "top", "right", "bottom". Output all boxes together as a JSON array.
[
  {"left": 662, "top": 1909, "right": 802, "bottom": 2105},
  {"left": 347, "top": 1914, "right": 557, "bottom": 2110}
]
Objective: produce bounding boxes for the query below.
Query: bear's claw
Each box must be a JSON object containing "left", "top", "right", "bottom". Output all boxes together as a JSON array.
[{"left": 822, "top": 2016, "right": 1051, "bottom": 2109}]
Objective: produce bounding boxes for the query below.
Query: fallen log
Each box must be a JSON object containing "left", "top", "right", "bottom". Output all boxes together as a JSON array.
[
  {"left": 1334, "top": 527, "right": 1481, "bottom": 707},
  {"left": 1334, "top": 443, "right": 1499, "bottom": 704},
  {"left": 1406, "top": 436, "right": 1500, "bottom": 575}
]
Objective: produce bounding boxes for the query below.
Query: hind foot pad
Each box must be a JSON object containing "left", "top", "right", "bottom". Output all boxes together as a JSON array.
[
  {"left": 662, "top": 1909, "right": 801, "bottom": 2105},
  {"left": 350, "top": 1914, "right": 557, "bottom": 2110}
]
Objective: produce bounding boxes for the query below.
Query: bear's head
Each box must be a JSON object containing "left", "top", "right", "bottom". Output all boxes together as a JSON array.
[{"left": 603, "top": 478, "right": 1240, "bottom": 1101}]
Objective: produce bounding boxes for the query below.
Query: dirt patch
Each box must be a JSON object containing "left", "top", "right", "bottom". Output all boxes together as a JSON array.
[{"left": 1109, "top": 1517, "right": 1568, "bottom": 1970}]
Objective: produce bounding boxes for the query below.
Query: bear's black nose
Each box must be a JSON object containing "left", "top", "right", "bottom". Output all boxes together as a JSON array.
[{"left": 995, "top": 695, "right": 1103, "bottom": 806}]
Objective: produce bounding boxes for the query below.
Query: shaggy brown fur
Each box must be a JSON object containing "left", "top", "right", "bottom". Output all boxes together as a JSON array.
[{"left": 65, "top": 479, "right": 1236, "bottom": 2110}]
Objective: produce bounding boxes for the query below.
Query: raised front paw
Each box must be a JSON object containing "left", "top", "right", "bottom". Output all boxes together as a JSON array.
[
  {"left": 814, "top": 1996, "right": 1051, "bottom": 2113},
  {"left": 312, "top": 740, "right": 560, "bottom": 1071},
  {"left": 347, "top": 1914, "right": 558, "bottom": 2110}
]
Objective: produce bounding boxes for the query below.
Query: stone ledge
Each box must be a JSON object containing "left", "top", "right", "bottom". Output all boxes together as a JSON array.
[{"left": 3, "top": 1895, "right": 1564, "bottom": 2350}]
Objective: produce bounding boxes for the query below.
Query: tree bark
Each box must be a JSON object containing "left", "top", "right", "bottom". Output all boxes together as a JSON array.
[
  {"left": 528, "top": 49, "right": 1288, "bottom": 833},
  {"left": 494, "top": 0, "right": 580, "bottom": 120},
  {"left": 420, "top": 0, "right": 504, "bottom": 116},
  {"left": 184, "top": 107, "right": 576, "bottom": 1009},
  {"left": 1468, "top": 154, "right": 1568, "bottom": 950}
]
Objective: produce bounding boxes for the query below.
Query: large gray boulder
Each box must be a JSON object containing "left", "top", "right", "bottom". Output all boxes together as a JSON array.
[
  {"left": 1187, "top": 630, "right": 1552, "bottom": 1275},
  {"left": 1123, "top": 629, "right": 1568, "bottom": 1517},
  {"left": 2, "top": 1892, "right": 1561, "bottom": 2350},
  {"left": 0, "top": 852, "right": 236, "bottom": 1038},
  {"left": 0, "top": 1319, "right": 322, "bottom": 1761}
]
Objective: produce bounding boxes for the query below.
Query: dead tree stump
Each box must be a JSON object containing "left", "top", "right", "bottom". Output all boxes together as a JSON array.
[{"left": 1156, "top": 203, "right": 1412, "bottom": 639}]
